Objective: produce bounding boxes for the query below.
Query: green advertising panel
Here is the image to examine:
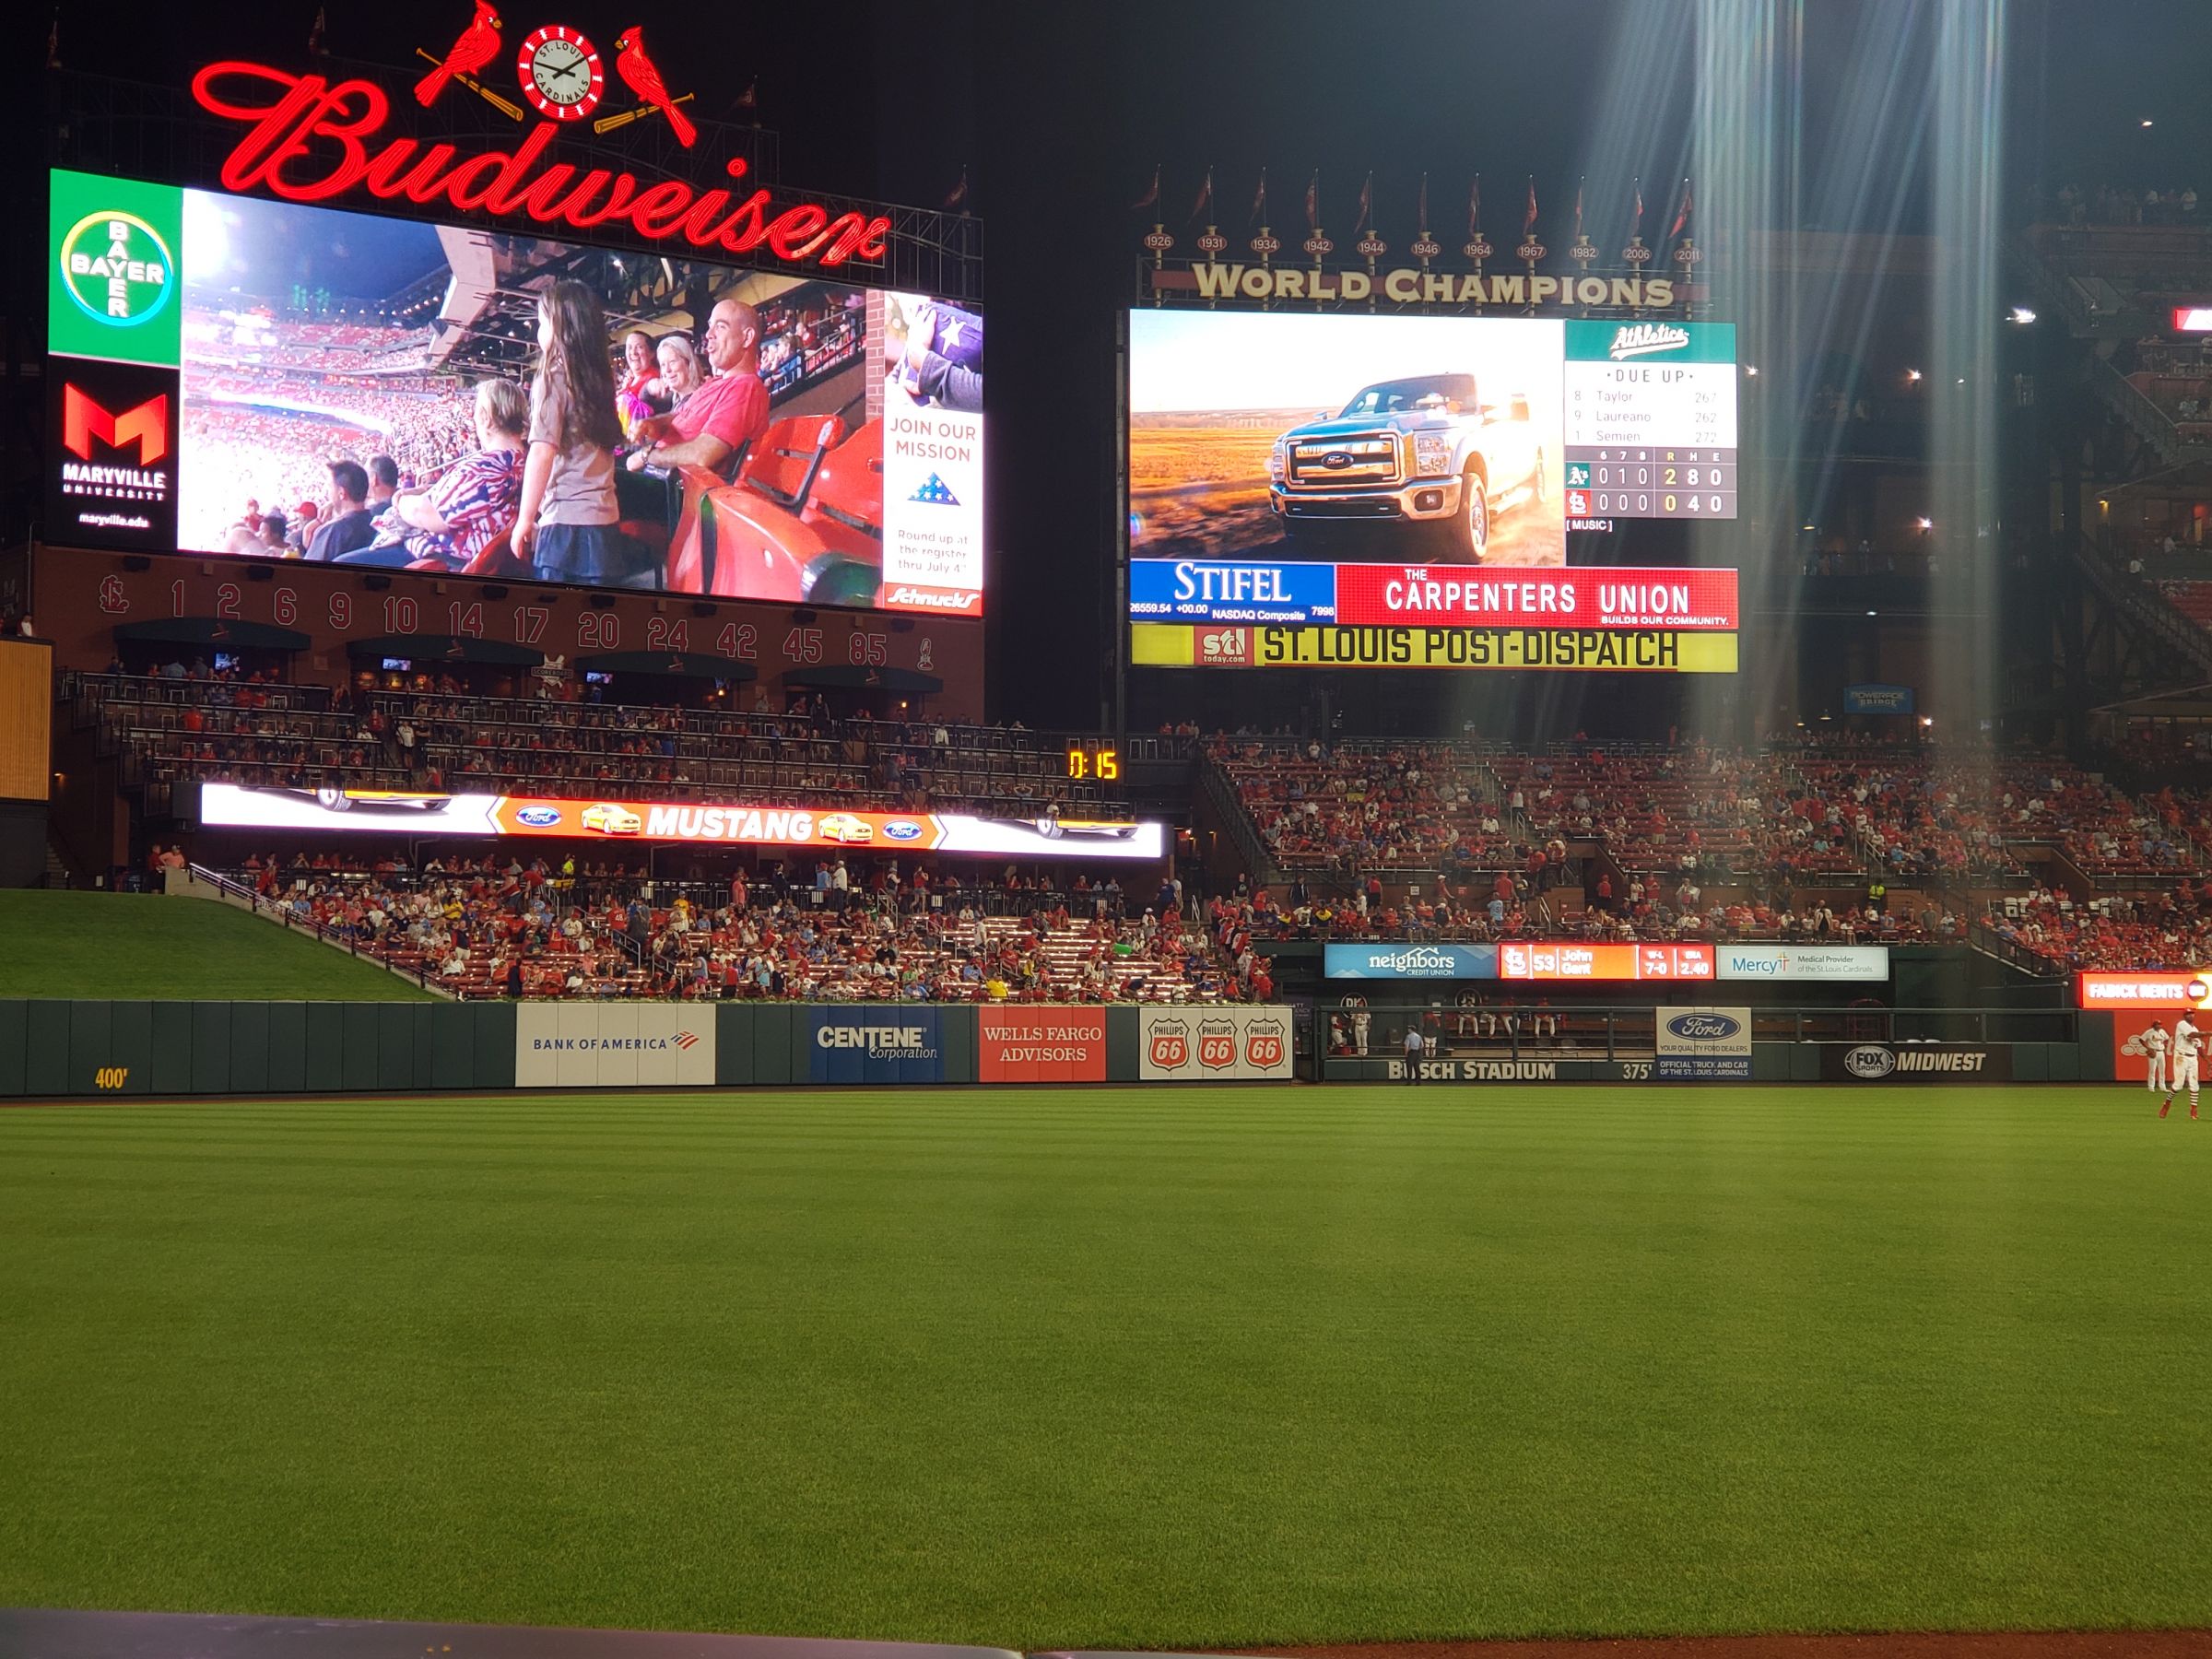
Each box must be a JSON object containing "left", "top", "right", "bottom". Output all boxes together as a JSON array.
[
  {"left": 49, "top": 170, "right": 183, "bottom": 367},
  {"left": 1563, "top": 318, "right": 1736, "bottom": 364}
]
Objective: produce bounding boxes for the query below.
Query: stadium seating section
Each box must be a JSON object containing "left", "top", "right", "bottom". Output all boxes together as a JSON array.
[
  {"left": 66, "top": 672, "right": 1118, "bottom": 819},
  {"left": 1205, "top": 735, "right": 2212, "bottom": 968}
]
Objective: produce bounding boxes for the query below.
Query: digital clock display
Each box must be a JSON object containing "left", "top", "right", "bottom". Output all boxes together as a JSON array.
[{"left": 1066, "top": 745, "right": 1120, "bottom": 781}]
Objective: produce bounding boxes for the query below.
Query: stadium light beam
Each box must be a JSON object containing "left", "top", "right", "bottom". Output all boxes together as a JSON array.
[{"left": 1928, "top": 0, "right": 2006, "bottom": 741}]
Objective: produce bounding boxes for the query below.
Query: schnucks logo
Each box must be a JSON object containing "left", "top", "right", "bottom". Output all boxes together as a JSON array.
[
  {"left": 1844, "top": 1045, "right": 1897, "bottom": 1078},
  {"left": 1665, "top": 1012, "right": 1743, "bottom": 1042},
  {"left": 882, "top": 819, "right": 924, "bottom": 841},
  {"left": 516, "top": 806, "right": 562, "bottom": 828},
  {"left": 1608, "top": 322, "right": 1690, "bottom": 360},
  {"left": 58, "top": 210, "right": 175, "bottom": 328},
  {"left": 884, "top": 586, "right": 978, "bottom": 610}
]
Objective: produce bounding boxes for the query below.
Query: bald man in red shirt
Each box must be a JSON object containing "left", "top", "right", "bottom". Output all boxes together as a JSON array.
[{"left": 629, "top": 299, "right": 771, "bottom": 476}]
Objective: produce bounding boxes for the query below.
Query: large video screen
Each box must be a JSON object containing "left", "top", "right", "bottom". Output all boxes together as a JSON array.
[
  {"left": 1126, "top": 310, "right": 1737, "bottom": 671},
  {"left": 46, "top": 168, "right": 984, "bottom": 616},
  {"left": 195, "top": 784, "right": 1165, "bottom": 860}
]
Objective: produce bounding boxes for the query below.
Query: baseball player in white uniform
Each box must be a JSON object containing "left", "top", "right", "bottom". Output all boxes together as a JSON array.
[
  {"left": 2164, "top": 1012, "right": 2201, "bottom": 1120},
  {"left": 2140, "top": 1018, "right": 2171, "bottom": 1096}
]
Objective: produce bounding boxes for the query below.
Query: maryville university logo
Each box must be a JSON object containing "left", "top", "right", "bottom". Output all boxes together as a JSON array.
[
  {"left": 1197, "top": 1018, "right": 1238, "bottom": 1070},
  {"left": 64, "top": 387, "right": 169, "bottom": 467},
  {"left": 61, "top": 386, "right": 171, "bottom": 505},
  {"left": 1243, "top": 1018, "right": 1287, "bottom": 1070},
  {"left": 1148, "top": 1018, "right": 1190, "bottom": 1070}
]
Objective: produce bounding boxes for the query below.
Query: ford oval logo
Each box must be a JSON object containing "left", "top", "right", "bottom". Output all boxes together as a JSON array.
[
  {"left": 516, "top": 806, "right": 562, "bottom": 828},
  {"left": 1844, "top": 1044, "right": 1897, "bottom": 1079},
  {"left": 883, "top": 819, "right": 924, "bottom": 841},
  {"left": 1323, "top": 451, "right": 1353, "bottom": 468},
  {"left": 1665, "top": 1013, "right": 1742, "bottom": 1041}
]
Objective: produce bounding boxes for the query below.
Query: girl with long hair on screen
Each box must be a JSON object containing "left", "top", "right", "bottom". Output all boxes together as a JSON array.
[{"left": 512, "top": 279, "right": 659, "bottom": 588}]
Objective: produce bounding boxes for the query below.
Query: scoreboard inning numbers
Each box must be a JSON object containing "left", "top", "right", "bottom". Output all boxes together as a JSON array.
[
  {"left": 1564, "top": 448, "right": 1735, "bottom": 519},
  {"left": 1560, "top": 321, "right": 1738, "bottom": 521}
]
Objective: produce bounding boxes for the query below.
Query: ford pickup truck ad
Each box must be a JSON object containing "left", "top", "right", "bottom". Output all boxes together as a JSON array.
[{"left": 1126, "top": 312, "right": 1739, "bottom": 659}]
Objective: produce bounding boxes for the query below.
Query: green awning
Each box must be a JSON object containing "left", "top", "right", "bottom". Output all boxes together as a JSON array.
[
  {"left": 781, "top": 665, "right": 945, "bottom": 694},
  {"left": 114, "top": 618, "right": 312, "bottom": 652},
  {"left": 345, "top": 634, "right": 546, "bottom": 666},
  {"left": 576, "top": 651, "right": 759, "bottom": 681}
]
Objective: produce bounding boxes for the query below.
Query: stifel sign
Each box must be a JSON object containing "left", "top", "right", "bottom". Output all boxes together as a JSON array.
[{"left": 190, "top": 61, "right": 890, "bottom": 269}]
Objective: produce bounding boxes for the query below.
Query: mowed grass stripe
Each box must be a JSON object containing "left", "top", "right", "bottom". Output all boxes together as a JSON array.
[{"left": 2, "top": 1085, "right": 2208, "bottom": 1645}]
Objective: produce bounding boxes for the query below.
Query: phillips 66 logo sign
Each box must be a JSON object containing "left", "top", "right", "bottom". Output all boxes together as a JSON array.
[
  {"left": 1244, "top": 1017, "right": 1288, "bottom": 1070},
  {"left": 1141, "top": 1008, "right": 1292, "bottom": 1081}
]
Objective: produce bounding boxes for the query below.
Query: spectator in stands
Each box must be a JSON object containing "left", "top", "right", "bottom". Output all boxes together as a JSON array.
[
  {"left": 367, "top": 455, "right": 399, "bottom": 513},
  {"left": 305, "top": 461, "right": 377, "bottom": 563},
  {"left": 514, "top": 280, "right": 656, "bottom": 590},
  {"left": 340, "top": 381, "right": 529, "bottom": 572},
  {"left": 617, "top": 331, "right": 668, "bottom": 439},
  {"left": 627, "top": 299, "right": 771, "bottom": 477},
  {"left": 656, "top": 335, "right": 704, "bottom": 411}
]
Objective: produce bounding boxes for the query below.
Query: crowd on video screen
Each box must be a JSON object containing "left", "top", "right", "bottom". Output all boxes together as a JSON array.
[{"left": 182, "top": 270, "right": 980, "bottom": 592}]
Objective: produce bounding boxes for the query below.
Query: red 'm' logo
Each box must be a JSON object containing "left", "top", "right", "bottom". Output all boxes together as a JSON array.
[{"left": 64, "top": 386, "right": 169, "bottom": 465}]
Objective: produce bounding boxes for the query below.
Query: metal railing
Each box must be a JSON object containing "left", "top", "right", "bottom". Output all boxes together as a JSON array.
[{"left": 184, "top": 864, "right": 449, "bottom": 997}]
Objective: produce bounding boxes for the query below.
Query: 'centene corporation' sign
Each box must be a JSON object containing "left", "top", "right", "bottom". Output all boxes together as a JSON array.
[{"left": 189, "top": 62, "right": 890, "bottom": 269}]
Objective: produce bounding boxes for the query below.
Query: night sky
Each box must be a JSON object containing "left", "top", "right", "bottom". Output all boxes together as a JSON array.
[{"left": 18, "top": 0, "right": 2212, "bottom": 724}]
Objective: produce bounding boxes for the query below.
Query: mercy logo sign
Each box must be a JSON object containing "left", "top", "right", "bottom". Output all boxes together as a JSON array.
[{"left": 49, "top": 171, "right": 184, "bottom": 366}]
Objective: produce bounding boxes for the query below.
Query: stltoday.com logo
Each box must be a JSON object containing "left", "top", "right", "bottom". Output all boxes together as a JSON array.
[{"left": 58, "top": 211, "right": 175, "bottom": 328}]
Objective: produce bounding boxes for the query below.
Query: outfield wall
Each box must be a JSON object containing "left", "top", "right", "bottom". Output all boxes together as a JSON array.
[
  {"left": 0, "top": 1001, "right": 1292, "bottom": 1099},
  {"left": 0, "top": 1001, "right": 2116, "bottom": 1100}
]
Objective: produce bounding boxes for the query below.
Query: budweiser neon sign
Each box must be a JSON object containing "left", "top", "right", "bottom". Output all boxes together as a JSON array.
[{"left": 189, "top": 61, "right": 890, "bottom": 268}]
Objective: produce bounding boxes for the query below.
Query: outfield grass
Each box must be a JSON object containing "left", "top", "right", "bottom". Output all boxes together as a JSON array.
[
  {"left": 1, "top": 1084, "right": 2207, "bottom": 1647},
  {"left": 0, "top": 890, "right": 431, "bottom": 1001}
]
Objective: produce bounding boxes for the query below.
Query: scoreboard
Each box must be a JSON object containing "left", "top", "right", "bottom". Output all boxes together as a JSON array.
[{"left": 1561, "top": 321, "right": 1738, "bottom": 520}]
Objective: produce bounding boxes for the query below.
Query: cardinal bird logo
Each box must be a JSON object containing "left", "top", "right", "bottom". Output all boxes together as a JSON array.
[
  {"left": 614, "top": 26, "right": 696, "bottom": 147},
  {"left": 416, "top": 0, "right": 502, "bottom": 107}
]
